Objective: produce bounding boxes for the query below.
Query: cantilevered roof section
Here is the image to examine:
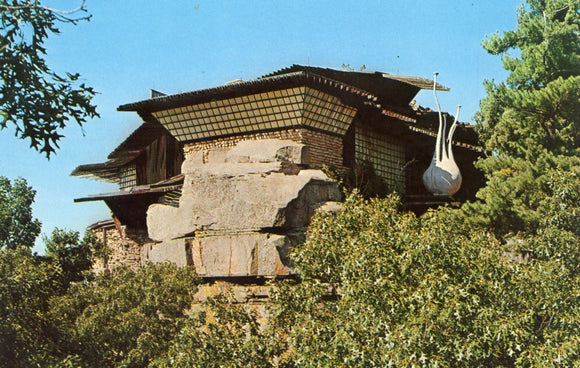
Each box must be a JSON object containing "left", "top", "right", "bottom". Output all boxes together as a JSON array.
[
  {"left": 70, "top": 151, "right": 141, "bottom": 183},
  {"left": 263, "top": 65, "right": 449, "bottom": 106},
  {"left": 117, "top": 66, "right": 436, "bottom": 144},
  {"left": 74, "top": 175, "right": 184, "bottom": 228},
  {"left": 118, "top": 65, "right": 447, "bottom": 114},
  {"left": 71, "top": 120, "right": 173, "bottom": 183}
]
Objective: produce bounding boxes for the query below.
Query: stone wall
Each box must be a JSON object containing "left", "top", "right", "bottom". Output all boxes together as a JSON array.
[
  {"left": 299, "top": 128, "right": 344, "bottom": 168},
  {"left": 91, "top": 138, "right": 343, "bottom": 277},
  {"left": 183, "top": 128, "right": 345, "bottom": 169},
  {"left": 145, "top": 139, "right": 342, "bottom": 277},
  {"left": 183, "top": 129, "right": 303, "bottom": 158},
  {"left": 91, "top": 222, "right": 151, "bottom": 271}
]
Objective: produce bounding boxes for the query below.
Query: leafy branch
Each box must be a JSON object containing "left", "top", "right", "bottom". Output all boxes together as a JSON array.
[{"left": 0, "top": 0, "right": 98, "bottom": 157}]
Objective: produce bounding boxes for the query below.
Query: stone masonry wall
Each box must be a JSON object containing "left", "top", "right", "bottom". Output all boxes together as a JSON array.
[
  {"left": 92, "top": 224, "right": 151, "bottom": 271},
  {"left": 298, "top": 129, "right": 343, "bottom": 168},
  {"left": 145, "top": 139, "right": 342, "bottom": 277},
  {"left": 92, "top": 136, "right": 344, "bottom": 277},
  {"left": 183, "top": 129, "right": 302, "bottom": 158},
  {"left": 183, "top": 128, "right": 344, "bottom": 169}
]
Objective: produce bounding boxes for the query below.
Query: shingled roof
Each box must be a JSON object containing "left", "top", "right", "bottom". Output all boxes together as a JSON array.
[
  {"left": 263, "top": 65, "right": 449, "bottom": 101},
  {"left": 118, "top": 65, "right": 447, "bottom": 114}
]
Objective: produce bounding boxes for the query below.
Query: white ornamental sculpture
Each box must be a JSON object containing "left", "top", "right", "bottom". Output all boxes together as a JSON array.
[{"left": 422, "top": 73, "right": 462, "bottom": 196}]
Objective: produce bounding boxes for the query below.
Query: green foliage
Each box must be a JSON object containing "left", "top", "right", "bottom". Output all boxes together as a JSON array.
[
  {"left": 0, "top": 247, "right": 63, "bottom": 367},
  {"left": 44, "top": 228, "right": 96, "bottom": 284},
  {"left": 152, "top": 296, "right": 286, "bottom": 368},
  {"left": 466, "top": 0, "right": 580, "bottom": 236},
  {"left": 482, "top": 1, "right": 579, "bottom": 89},
  {"left": 48, "top": 263, "right": 199, "bottom": 367},
  {"left": 270, "top": 193, "right": 579, "bottom": 367},
  {"left": 2, "top": 194, "right": 576, "bottom": 367},
  {"left": 0, "top": 246, "right": 199, "bottom": 368},
  {"left": 323, "top": 161, "right": 398, "bottom": 198},
  {"left": 0, "top": 0, "right": 98, "bottom": 157},
  {"left": 0, "top": 176, "right": 41, "bottom": 249}
]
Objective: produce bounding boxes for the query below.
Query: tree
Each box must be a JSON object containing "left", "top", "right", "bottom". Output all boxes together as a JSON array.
[
  {"left": 44, "top": 228, "right": 96, "bottom": 284},
  {"left": 0, "top": 0, "right": 98, "bottom": 157},
  {"left": 0, "top": 176, "right": 41, "bottom": 249},
  {"left": 151, "top": 295, "right": 285, "bottom": 368},
  {"left": 463, "top": 0, "right": 580, "bottom": 236},
  {"left": 270, "top": 194, "right": 579, "bottom": 367},
  {"left": 0, "top": 256, "right": 199, "bottom": 368},
  {"left": 48, "top": 264, "right": 199, "bottom": 367},
  {"left": 0, "top": 247, "right": 63, "bottom": 367}
]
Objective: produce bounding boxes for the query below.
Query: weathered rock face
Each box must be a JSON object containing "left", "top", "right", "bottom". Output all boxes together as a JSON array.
[
  {"left": 225, "top": 139, "right": 310, "bottom": 165},
  {"left": 143, "top": 139, "right": 341, "bottom": 277},
  {"left": 142, "top": 238, "right": 190, "bottom": 267},
  {"left": 148, "top": 169, "right": 338, "bottom": 240}
]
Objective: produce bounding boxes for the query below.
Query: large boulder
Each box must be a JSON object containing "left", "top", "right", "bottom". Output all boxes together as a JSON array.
[
  {"left": 141, "top": 238, "right": 190, "bottom": 267},
  {"left": 148, "top": 169, "right": 339, "bottom": 241},
  {"left": 145, "top": 139, "right": 341, "bottom": 277},
  {"left": 141, "top": 232, "right": 302, "bottom": 277},
  {"left": 188, "top": 232, "right": 296, "bottom": 276}
]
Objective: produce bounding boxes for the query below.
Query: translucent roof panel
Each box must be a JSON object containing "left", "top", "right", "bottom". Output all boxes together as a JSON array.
[{"left": 151, "top": 86, "right": 357, "bottom": 142}]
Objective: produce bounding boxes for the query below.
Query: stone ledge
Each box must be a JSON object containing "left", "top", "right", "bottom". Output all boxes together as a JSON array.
[{"left": 142, "top": 232, "right": 305, "bottom": 277}]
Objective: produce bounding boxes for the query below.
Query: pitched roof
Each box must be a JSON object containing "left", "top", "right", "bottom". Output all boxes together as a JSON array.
[
  {"left": 263, "top": 64, "right": 449, "bottom": 95},
  {"left": 117, "top": 65, "right": 446, "bottom": 114}
]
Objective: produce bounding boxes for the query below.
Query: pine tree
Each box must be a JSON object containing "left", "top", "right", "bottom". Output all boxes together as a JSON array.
[{"left": 463, "top": 0, "right": 579, "bottom": 237}]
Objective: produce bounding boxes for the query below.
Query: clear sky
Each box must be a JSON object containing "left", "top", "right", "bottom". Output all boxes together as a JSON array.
[{"left": 1, "top": 0, "right": 521, "bottom": 252}]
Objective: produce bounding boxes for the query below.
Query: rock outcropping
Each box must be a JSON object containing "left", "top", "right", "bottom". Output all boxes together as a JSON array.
[{"left": 143, "top": 139, "right": 341, "bottom": 277}]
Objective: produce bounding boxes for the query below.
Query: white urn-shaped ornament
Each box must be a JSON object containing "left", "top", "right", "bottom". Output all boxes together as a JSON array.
[{"left": 422, "top": 73, "right": 462, "bottom": 196}]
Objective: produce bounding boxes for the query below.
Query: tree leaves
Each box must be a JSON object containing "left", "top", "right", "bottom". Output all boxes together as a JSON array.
[
  {"left": 271, "top": 193, "right": 579, "bottom": 367},
  {"left": 470, "top": 0, "right": 580, "bottom": 237},
  {"left": 0, "top": 176, "right": 41, "bottom": 249},
  {"left": 0, "top": 1, "right": 98, "bottom": 157}
]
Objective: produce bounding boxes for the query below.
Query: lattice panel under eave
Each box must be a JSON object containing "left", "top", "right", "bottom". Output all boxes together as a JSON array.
[
  {"left": 302, "top": 88, "right": 358, "bottom": 135},
  {"left": 151, "top": 86, "right": 358, "bottom": 142},
  {"left": 152, "top": 87, "right": 306, "bottom": 142},
  {"left": 355, "top": 124, "right": 406, "bottom": 191},
  {"left": 119, "top": 164, "right": 137, "bottom": 191}
]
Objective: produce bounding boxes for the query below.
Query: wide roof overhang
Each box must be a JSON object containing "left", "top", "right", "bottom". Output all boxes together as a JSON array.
[
  {"left": 70, "top": 120, "right": 174, "bottom": 182},
  {"left": 117, "top": 69, "right": 440, "bottom": 145},
  {"left": 118, "top": 65, "right": 448, "bottom": 114},
  {"left": 70, "top": 151, "right": 141, "bottom": 183},
  {"left": 74, "top": 176, "right": 184, "bottom": 228}
]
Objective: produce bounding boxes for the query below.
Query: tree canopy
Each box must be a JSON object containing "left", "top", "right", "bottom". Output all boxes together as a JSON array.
[
  {"left": 0, "top": 0, "right": 98, "bottom": 157},
  {"left": 0, "top": 1, "right": 577, "bottom": 367},
  {"left": 0, "top": 256, "right": 199, "bottom": 367},
  {"left": 44, "top": 228, "right": 96, "bottom": 284},
  {"left": 0, "top": 176, "right": 41, "bottom": 249},
  {"left": 464, "top": 0, "right": 579, "bottom": 236},
  {"left": 269, "top": 194, "right": 579, "bottom": 367}
]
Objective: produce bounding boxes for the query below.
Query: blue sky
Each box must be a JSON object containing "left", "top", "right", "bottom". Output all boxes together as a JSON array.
[{"left": 1, "top": 0, "right": 521, "bottom": 252}]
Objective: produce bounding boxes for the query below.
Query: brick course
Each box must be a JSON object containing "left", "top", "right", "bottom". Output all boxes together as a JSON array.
[{"left": 183, "top": 127, "right": 344, "bottom": 168}]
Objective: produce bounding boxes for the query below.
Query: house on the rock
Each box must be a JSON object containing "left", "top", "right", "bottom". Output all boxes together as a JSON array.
[{"left": 73, "top": 65, "right": 483, "bottom": 277}]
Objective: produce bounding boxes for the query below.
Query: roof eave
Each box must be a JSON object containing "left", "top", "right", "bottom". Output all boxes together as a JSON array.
[{"left": 117, "top": 67, "right": 447, "bottom": 114}]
